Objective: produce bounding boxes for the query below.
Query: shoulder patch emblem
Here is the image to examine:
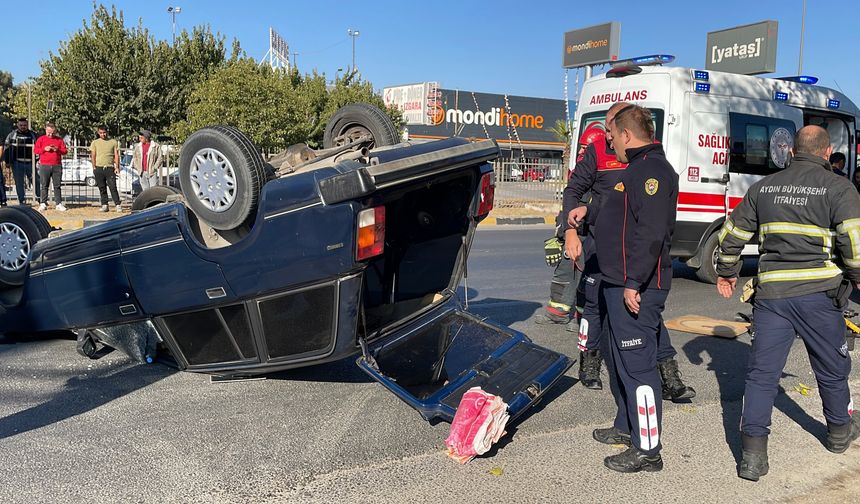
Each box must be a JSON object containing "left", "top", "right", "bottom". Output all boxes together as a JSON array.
[
  {"left": 614, "top": 182, "right": 625, "bottom": 192},
  {"left": 645, "top": 178, "right": 659, "bottom": 196}
]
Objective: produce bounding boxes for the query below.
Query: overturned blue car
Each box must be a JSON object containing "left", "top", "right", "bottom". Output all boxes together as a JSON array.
[{"left": 0, "top": 104, "right": 572, "bottom": 422}]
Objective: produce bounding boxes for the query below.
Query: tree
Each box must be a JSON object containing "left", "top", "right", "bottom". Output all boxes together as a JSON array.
[
  {"left": 548, "top": 119, "right": 572, "bottom": 178},
  {"left": 175, "top": 60, "right": 403, "bottom": 151},
  {"left": 18, "top": 4, "right": 229, "bottom": 142},
  {"left": 0, "top": 71, "right": 14, "bottom": 136}
]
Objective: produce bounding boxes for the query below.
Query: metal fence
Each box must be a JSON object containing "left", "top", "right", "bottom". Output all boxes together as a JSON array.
[
  {"left": 492, "top": 157, "right": 566, "bottom": 211},
  {"left": 1, "top": 142, "right": 180, "bottom": 207}
]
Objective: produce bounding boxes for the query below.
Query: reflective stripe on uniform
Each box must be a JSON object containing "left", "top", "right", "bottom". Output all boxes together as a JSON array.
[
  {"left": 760, "top": 221, "right": 835, "bottom": 257},
  {"left": 719, "top": 219, "right": 754, "bottom": 243},
  {"left": 837, "top": 218, "right": 860, "bottom": 263},
  {"left": 844, "top": 258, "right": 860, "bottom": 268},
  {"left": 758, "top": 262, "right": 843, "bottom": 283},
  {"left": 548, "top": 300, "right": 571, "bottom": 312},
  {"left": 717, "top": 253, "right": 741, "bottom": 264}
]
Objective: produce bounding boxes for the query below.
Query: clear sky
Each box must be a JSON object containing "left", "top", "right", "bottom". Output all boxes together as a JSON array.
[{"left": 4, "top": 0, "right": 859, "bottom": 102}]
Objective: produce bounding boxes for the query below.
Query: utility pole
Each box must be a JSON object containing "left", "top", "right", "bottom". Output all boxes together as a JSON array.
[
  {"left": 26, "top": 80, "right": 32, "bottom": 127},
  {"left": 167, "top": 6, "right": 182, "bottom": 45},
  {"left": 798, "top": 0, "right": 806, "bottom": 74},
  {"left": 292, "top": 51, "right": 299, "bottom": 72},
  {"left": 347, "top": 28, "right": 360, "bottom": 72}
]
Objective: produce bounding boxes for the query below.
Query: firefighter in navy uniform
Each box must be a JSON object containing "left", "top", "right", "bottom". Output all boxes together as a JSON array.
[
  {"left": 569, "top": 104, "right": 678, "bottom": 472},
  {"left": 563, "top": 102, "right": 695, "bottom": 401},
  {"left": 715, "top": 125, "right": 860, "bottom": 481},
  {"left": 537, "top": 126, "right": 604, "bottom": 328}
]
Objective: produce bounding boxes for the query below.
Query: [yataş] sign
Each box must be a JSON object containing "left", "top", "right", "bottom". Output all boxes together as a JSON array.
[
  {"left": 706, "top": 20, "right": 778, "bottom": 75},
  {"left": 562, "top": 22, "right": 621, "bottom": 68}
]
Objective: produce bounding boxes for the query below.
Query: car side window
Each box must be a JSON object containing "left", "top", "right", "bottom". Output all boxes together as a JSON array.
[{"left": 729, "top": 113, "right": 796, "bottom": 176}]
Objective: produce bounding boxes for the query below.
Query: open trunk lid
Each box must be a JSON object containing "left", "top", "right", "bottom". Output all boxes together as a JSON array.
[
  {"left": 319, "top": 137, "right": 573, "bottom": 422},
  {"left": 357, "top": 302, "right": 573, "bottom": 423}
]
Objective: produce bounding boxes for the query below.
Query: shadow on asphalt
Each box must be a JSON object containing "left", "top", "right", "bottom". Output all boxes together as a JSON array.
[
  {"left": 0, "top": 360, "right": 175, "bottom": 440},
  {"left": 268, "top": 356, "right": 373, "bottom": 384},
  {"left": 672, "top": 258, "right": 759, "bottom": 281},
  {"left": 467, "top": 298, "right": 544, "bottom": 326},
  {"left": 482, "top": 375, "right": 578, "bottom": 457},
  {"left": 683, "top": 335, "right": 826, "bottom": 463}
]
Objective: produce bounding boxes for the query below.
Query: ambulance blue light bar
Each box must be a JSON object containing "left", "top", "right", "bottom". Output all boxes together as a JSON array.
[
  {"left": 694, "top": 82, "right": 710, "bottom": 94},
  {"left": 778, "top": 76, "right": 819, "bottom": 85},
  {"left": 693, "top": 70, "right": 709, "bottom": 81},
  {"left": 630, "top": 54, "right": 675, "bottom": 66},
  {"left": 828, "top": 99, "right": 841, "bottom": 109},
  {"left": 773, "top": 91, "right": 789, "bottom": 102}
]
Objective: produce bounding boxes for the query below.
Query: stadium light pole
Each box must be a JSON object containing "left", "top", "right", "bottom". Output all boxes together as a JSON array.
[
  {"left": 347, "top": 28, "right": 360, "bottom": 72},
  {"left": 167, "top": 6, "right": 182, "bottom": 45}
]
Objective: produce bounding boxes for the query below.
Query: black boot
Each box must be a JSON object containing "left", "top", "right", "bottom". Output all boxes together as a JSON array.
[
  {"left": 604, "top": 447, "right": 663, "bottom": 473},
  {"left": 579, "top": 349, "right": 603, "bottom": 390},
  {"left": 592, "top": 426, "right": 631, "bottom": 446},
  {"left": 826, "top": 415, "right": 860, "bottom": 453},
  {"left": 738, "top": 434, "right": 769, "bottom": 481},
  {"left": 658, "top": 358, "right": 696, "bottom": 401}
]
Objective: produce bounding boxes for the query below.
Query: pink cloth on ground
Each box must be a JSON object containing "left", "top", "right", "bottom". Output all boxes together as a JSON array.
[{"left": 445, "top": 387, "right": 510, "bottom": 464}]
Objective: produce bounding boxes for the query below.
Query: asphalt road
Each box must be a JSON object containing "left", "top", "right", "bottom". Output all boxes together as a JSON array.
[{"left": 1, "top": 225, "right": 860, "bottom": 503}]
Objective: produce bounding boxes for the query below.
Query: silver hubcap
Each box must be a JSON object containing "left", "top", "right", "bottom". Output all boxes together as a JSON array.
[
  {"left": 189, "top": 148, "right": 237, "bottom": 213},
  {"left": 0, "top": 222, "right": 30, "bottom": 272}
]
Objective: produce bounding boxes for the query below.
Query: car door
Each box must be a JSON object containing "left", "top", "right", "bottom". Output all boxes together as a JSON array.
[{"left": 42, "top": 234, "right": 140, "bottom": 328}]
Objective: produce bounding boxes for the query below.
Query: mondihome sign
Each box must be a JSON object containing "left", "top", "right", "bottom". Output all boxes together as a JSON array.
[
  {"left": 706, "top": 20, "right": 778, "bottom": 75},
  {"left": 562, "top": 22, "right": 621, "bottom": 68}
]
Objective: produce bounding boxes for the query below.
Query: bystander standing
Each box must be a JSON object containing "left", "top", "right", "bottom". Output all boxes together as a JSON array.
[
  {"left": 89, "top": 125, "right": 122, "bottom": 212},
  {"left": 33, "top": 122, "right": 67, "bottom": 211}
]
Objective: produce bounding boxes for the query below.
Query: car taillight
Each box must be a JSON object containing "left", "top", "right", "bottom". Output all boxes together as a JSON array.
[
  {"left": 477, "top": 172, "right": 495, "bottom": 217},
  {"left": 356, "top": 206, "right": 385, "bottom": 261}
]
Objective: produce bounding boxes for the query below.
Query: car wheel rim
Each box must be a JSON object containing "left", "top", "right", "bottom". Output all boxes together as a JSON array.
[
  {"left": 338, "top": 125, "right": 374, "bottom": 148},
  {"left": 189, "top": 148, "right": 237, "bottom": 213},
  {"left": 711, "top": 246, "right": 719, "bottom": 273},
  {"left": 0, "top": 222, "right": 30, "bottom": 272}
]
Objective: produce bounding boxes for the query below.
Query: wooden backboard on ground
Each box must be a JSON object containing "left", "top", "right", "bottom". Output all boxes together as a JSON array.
[{"left": 664, "top": 315, "right": 749, "bottom": 338}]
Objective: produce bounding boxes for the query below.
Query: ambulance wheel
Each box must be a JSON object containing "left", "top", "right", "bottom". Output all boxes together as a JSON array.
[{"left": 694, "top": 232, "right": 720, "bottom": 284}]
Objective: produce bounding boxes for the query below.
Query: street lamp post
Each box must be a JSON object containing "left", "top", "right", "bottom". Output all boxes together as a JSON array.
[
  {"left": 167, "top": 6, "right": 182, "bottom": 45},
  {"left": 347, "top": 28, "right": 360, "bottom": 72}
]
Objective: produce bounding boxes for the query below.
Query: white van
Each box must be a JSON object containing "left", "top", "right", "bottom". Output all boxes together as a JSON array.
[{"left": 573, "top": 63, "right": 860, "bottom": 282}]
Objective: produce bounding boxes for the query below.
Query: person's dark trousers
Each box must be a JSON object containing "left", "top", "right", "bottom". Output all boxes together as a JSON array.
[
  {"left": 577, "top": 235, "right": 602, "bottom": 351},
  {"left": 0, "top": 169, "right": 6, "bottom": 204},
  {"left": 602, "top": 282, "right": 667, "bottom": 456},
  {"left": 741, "top": 292, "right": 852, "bottom": 438},
  {"left": 577, "top": 235, "right": 676, "bottom": 361},
  {"left": 38, "top": 164, "right": 62, "bottom": 205},
  {"left": 93, "top": 167, "right": 121, "bottom": 206},
  {"left": 12, "top": 160, "right": 35, "bottom": 204}
]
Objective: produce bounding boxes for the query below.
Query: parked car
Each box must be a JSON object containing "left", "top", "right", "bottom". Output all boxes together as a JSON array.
[
  {"left": 521, "top": 166, "right": 546, "bottom": 182},
  {"left": 0, "top": 104, "right": 571, "bottom": 423},
  {"left": 61, "top": 158, "right": 97, "bottom": 187}
]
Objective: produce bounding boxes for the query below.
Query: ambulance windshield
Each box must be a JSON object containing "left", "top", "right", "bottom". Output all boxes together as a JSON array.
[{"left": 576, "top": 109, "right": 665, "bottom": 154}]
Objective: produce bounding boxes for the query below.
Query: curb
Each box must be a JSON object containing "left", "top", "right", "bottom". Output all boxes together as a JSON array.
[{"left": 479, "top": 215, "right": 555, "bottom": 227}]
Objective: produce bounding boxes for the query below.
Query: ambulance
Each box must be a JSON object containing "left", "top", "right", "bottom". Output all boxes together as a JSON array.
[{"left": 573, "top": 56, "right": 860, "bottom": 283}]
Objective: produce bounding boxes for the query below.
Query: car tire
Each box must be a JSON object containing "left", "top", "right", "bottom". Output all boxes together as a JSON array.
[
  {"left": 131, "top": 186, "right": 183, "bottom": 211},
  {"left": 0, "top": 207, "right": 50, "bottom": 287},
  {"left": 323, "top": 103, "right": 400, "bottom": 149},
  {"left": 85, "top": 176, "right": 97, "bottom": 187},
  {"left": 694, "top": 231, "right": 720, "bottom": 284},
  {"left": 179, "top": 126, "right": 266, "bottom": 231},
  {"left": 10, "top": 206, "right": 52, "bottom": 238}
]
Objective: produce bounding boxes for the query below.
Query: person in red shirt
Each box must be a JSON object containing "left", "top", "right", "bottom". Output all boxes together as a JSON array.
[{"left": 33, "top": 122, "right": 68, "bottom": 211}]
